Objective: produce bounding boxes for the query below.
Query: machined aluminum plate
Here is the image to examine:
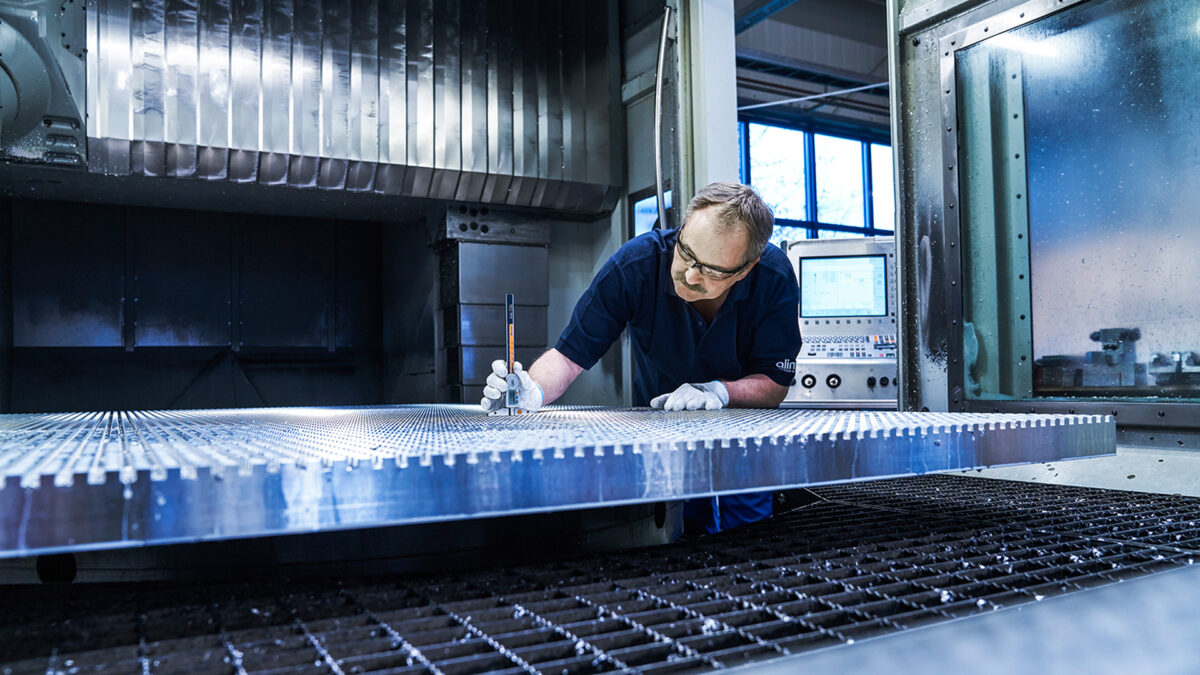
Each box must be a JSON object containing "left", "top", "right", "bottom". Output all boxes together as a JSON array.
[{"left": 0, "top": 405, "right": 1115, "bottom": 558}]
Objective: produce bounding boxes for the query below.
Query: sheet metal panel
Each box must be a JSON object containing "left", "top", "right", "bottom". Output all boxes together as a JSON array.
[
  {"left": 452, "top": 243, "right": 550, "bottom": 306},
  {"left": 334, "top": 225, "right": 384, "bottom": 350},
  {"left": 431, "top": 0, "right": 462, "bottom": 200},
  {"left": 129, "top": 212, "right": 232, "bottom": 347},
  {"left": 165, "top": 0, "right": 199, "bottom": 178},
  {"left": 533, "top": 0, "right": 562, "bottom": 209},
  {"left": 11, "top": 203, "right": 125, "bottom": 348},
  {"left": 509, "top": 0, "right": 540, "bottom": 207},
  {"left": 93, "top": 0, "right": 133, "bottom": 174},
  {"left": 450, "top": 347, "right": 546, "bottom": 386},
  {"left": 81, "top": 0, "right": 618, "bottom": 212},
  {"left": 483, "top": 0, "right": 514, "bottom": 204},
  {"left": 288, "top": 0, "right": 320, "bottom": 187},
  {"left": 586, "top": 0, "right": 616, "bottom": 208},
  {"left": 560, "top": 0, "right": 587, "bottom": 212},
  {"left": 229, "top": 0, "right": 263, "bottom": 182},
  {"left": 0, "top": 406, "right": 1115, "bottom": 558},
  {"left": 259, "top": 0, "right": 292, "bottom": 185},
  {"left": 0, "top": 206, "right": 9, "bottom": 412},
  {"left": 237, "top": 219, "right": 331, "bottom": 348},
  {"left": 197, "top": 0, "right": 231, "bottom": 179},
  {"left": 347, "top": 0, "right": 380, "bottom": 191},
  {"left": 317, "top": 0, "right": 352, "bottom": 189},
  {"left": 455, "top": 0, "right": 489, "bottom": 203},
  {"left": 406, "top": 0, "right": 435, "bottom": 198},
  {"left": 85, "top": 0, "right": 100, "bottom": 161},
  {"left": 445, "top": 305, "right": 549, "bottom": 348},
  {"left": 376, "top": 0, "right": 407, "bottom": 194},
  {"left": 131, "top": 0, "right": 165, "bottom": 176}
]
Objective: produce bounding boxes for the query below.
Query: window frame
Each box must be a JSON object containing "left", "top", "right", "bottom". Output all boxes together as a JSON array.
[{"left": 739, "top": 118, "right": 894, "bottom": 239}]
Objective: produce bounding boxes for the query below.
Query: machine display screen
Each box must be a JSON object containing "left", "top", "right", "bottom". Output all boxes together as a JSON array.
[{"left": 799, "top": 255, "right": 888, "bottom": 317}]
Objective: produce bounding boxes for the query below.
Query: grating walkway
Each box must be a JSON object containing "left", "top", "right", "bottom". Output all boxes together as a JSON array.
[{"left": 3, "top": 473, "right": 1196, "bottom": 674}]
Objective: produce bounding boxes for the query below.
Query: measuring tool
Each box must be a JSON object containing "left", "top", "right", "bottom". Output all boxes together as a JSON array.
[{"left": 504, "top": 293, "right": 521, "bottom": 414}]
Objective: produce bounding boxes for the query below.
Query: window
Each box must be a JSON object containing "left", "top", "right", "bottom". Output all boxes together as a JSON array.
[
  {"left": 816, "top": 229, "right": 865, "bottom": 240},
  {"left": 954, "top": 0, "right": 1200, "bottom": 403},
  {"left": 870, "top": 144, "right": 895, "bottom": 230},
  {"left": 814, "top": 134, "right": 865, "bottom": 228},
  {"left": 739, "top": 120, "right": 893, "bottom": 241},
  {"left": 770, "top": 223, "right": 811, "bottom": 249},
  {"left": 632, "top": 191, "right": 673, "bottom": 238},
  {"left": 747, "top": 123, "right": 808, "bottom": 221}
]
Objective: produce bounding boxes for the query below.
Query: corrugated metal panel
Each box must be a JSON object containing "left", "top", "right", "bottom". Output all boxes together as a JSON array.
[{"left": 84, "top": 0, "right": 619, "bottom": 213}]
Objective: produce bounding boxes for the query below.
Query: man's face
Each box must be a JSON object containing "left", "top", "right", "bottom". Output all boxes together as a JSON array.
[{"left": 670, "top": 207, "right": 758, "bottom": 302}]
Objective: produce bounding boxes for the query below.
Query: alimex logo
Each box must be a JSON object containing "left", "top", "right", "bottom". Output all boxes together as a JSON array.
[{"left": 776, "top": 359, "right": 797, "bottom": 373}]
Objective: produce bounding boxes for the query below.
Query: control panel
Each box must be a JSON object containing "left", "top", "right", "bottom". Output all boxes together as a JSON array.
[
  {"left": 782, "top": 237, "right": 898, "bottom": 409},
  {"left": 803, "top": 334, "right": 897, "bottom": 359}
]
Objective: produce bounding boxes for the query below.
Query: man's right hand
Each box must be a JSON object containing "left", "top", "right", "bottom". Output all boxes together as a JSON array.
[{"left": 481, "top": 360, "right": 545, "bottom": 414}]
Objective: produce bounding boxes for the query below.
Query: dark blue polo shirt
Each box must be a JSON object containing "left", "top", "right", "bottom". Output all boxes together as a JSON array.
[{"left": 555, "top": 228, "right": 801, "bottom": 405}]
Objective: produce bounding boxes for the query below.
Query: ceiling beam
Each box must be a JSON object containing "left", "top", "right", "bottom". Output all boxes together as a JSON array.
[{"left": 734, "top": 0, "right": 802, "bottom": 34}]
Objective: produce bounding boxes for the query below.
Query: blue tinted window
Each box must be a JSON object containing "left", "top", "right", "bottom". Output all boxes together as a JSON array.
[
  {"left": 816, "top": 229, "right": 867, "bottom": 239},
  {"left": 871, "top": 144, "right": 895, "bottom": 231},
  {"left": 748, "top": 123, "right": 808, "bottom": 221},
  {"left": 738, "top": 122, "right": 747, "bottom": 183},
  {"left": 632, "top": 191, "right": 673, "bottom": 238},
  {"left": 814, "top": 134, "right": 865, "bottom": 228},
  {"left": 738, "top": 121, "right": 892, "bottom": 238},
  {"left": 768, "top": 223, "right": 810, "bottom": 251}
]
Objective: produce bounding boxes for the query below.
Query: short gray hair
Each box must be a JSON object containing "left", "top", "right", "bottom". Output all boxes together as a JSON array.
[{"left": 681, "top": 182, "right": 774, "bottom": 264}]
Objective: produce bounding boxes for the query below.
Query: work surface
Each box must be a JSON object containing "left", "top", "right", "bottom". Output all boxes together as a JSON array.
[{"left": 0, "top": 405, "right": 1115, "bottom": 557}]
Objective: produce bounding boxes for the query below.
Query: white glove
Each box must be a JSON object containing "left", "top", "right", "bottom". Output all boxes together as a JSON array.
[
  {"left": 650, "top": 381, "right": 729, "bottom": 411},
  {"left": 481, "top": 360, "right": 545, "bottom": 413}
]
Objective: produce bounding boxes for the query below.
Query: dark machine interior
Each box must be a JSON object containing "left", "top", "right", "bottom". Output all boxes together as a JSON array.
[{"left": 2, "top": 197, "right": 405, "bottom": 413}]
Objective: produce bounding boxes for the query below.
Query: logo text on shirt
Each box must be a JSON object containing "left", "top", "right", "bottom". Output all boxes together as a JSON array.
[{"left": 776, "top": 359, "right": 797, "bottom": 373}]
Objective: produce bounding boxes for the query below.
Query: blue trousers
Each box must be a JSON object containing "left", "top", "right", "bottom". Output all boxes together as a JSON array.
[{"left": 683, "top": 491, "right": 773, "bottom": 535}]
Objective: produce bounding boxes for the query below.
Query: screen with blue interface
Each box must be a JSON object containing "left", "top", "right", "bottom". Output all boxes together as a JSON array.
[{"left": 799, "top": 255, "right": 888, "bottom": 317}]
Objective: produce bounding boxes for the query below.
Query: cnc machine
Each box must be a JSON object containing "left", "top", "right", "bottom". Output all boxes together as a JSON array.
[{"left": 0, "top": 0, "right": 1198, "bottom": 672}]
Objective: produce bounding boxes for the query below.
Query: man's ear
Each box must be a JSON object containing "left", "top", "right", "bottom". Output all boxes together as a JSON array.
[{"left": 737, "top": 257, "right": 760, "bottom": 280}]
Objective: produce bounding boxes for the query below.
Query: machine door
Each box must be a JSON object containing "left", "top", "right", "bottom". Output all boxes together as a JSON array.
[{"left": 896, "top": 0, "right": 1200, "bottom": 431}]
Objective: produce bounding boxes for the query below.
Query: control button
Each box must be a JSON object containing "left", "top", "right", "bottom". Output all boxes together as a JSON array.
[
  {"left": 801, "top": 374, "right": 817, "bottom": 389},
  {"left": 880, "top": 377, "right": 890, "bottom": 387},
  {"left": 826, "top": 374, "right": 841, "bottom": 389},
  {"left": 867, "top": 376, "right": 876, "bottom": 388}
]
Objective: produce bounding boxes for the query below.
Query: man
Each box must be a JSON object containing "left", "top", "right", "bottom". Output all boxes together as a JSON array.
[{"left": 481, "top": 181, "right": 802, "bottom": 533}]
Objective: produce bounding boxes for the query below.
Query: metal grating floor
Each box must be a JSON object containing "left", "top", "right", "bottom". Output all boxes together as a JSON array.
[{"left": 3, "top": 473, "right": 1198, "bottom": 674}]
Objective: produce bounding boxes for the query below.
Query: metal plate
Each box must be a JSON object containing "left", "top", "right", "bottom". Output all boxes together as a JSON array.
[
  {"left": 239, "top": 218, "right": 332, "bottom": 348},
  {"left": 0, "top": 406, "right": 1114, "bottom": 558},
  {"left": 130, "top": 210, "right": 232, "bottom": 347},
  {"left": 446, "top": 347, "right": 547, "bottom": 386},
  {"left": 444, "top": 305, "right": 548, "bottom": 348},
  {"left": 454, "top": 243, "right": 550, "bottom": 306},
  {"left": 76, "top": 0, "right": 619, "bottom": 214}
]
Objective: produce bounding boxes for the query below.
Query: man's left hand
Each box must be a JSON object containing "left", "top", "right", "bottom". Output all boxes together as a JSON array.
[{"left": 650, "top": 381, "right": 729, "bottom": 411}]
